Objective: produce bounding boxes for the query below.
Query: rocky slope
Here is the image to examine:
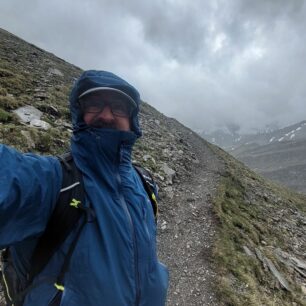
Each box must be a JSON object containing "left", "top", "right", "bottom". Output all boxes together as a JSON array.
[{"left": 1, "top": 28, "right": 306, "bottom": 305}]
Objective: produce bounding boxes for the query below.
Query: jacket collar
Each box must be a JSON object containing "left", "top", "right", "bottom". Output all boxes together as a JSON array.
[{"left": 71, "top": 128, "right": 136, "bottom": 171}]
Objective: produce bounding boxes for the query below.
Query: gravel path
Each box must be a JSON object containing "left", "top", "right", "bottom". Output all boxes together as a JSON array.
[{"left": 157, "top": 120, "right": 225, "bottom": 306}]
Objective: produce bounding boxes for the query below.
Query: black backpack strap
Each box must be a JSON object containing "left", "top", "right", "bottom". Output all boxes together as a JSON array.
[
  {"left": 28, "top": 152, "right": 86, "bottom": 283},
  {"left": 133, "top": 164, "right": 158, "bottom": 220},
  {"left": 54, "top": 197, "right": 95, "bottom": 292}
]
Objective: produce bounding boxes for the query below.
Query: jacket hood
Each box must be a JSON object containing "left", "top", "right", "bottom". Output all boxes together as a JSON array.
[{"left": 69, "top": 70, "right": 142, "bottom": 137}]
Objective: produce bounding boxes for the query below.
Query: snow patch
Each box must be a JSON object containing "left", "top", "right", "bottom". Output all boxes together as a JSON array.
[
  {"left": 285, "top": 130, "right": 295, "bottom": 137},
  {"left": 269, "top": 137, "right": 275, "bottom": 143}
]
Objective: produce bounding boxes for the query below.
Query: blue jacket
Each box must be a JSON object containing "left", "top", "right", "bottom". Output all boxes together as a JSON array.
[{"left": 0, "top": 70, "right": 169, "bottom": 305}]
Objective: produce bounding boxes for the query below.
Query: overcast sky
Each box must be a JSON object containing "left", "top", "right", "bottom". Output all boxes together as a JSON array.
[{"left": 1, "top": 0, "right": 306, "bottom": 133}]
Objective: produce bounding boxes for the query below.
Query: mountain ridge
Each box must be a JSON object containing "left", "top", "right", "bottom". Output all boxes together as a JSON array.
[
  {"left": 202, "top": 120, "right": 306, "bottom": 195},
  {"left": 202, "top": 120, "right": 306, "bottom": 150}
]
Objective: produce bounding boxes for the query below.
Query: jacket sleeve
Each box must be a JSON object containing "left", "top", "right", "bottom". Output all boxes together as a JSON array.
[{"left": 0, "top": 144, "right": 62, "bottom": 248}]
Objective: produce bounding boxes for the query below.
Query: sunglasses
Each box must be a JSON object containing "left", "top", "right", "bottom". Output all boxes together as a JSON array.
[{"left": 79, "top": 91, "right": 135, "bottom": 118}]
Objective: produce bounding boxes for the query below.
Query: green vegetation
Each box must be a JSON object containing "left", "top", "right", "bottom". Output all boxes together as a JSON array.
[
  {"left": 0, "top": 108, "right": 13, "bottom": 123},
  {"left": 0, "top": 67, "right": 14, "bottom": 77},
  {"left": 0, "top": 67, "right": 30, "bottom": 96},
  {"left": 211, "top": 145, "right": 306, "bottom": 305},
  {"left": 0, "top": 94, "right": 20, "bottom": 110},
  {"left": 0, "top": 124, "right": 70, "bottom": 154},
  {"left": 0, "top": 87, "right": 8, "bottom": 95}
]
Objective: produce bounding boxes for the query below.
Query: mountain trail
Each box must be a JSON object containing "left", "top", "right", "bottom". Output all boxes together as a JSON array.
[{"left": 158, "top": 119, "right": 225, "bottom": 306}]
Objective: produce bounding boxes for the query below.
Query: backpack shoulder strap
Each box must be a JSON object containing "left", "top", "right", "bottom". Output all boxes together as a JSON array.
[
  {"left": 28, "top": 152, "right": 85, "bottom": 282},
  {"left": 133, "top": 164, "right": 158, "bottom": 220}
]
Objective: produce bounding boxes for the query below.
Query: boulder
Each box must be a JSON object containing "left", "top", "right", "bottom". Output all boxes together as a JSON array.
[
  {"left": 30, "top": 119, "right": 51, "bottom": 130},
  {"left": 13, "top": 105, "right": 42, "bottom": 123},
  {"left": 13, "top": 106, "right": 50, "bottom": 130},
  {"left": 48, "top": 68, "right": 64, "bottom": 77},
  {"left": 161, "top": 163, "right": 176, "bottom": 184}
]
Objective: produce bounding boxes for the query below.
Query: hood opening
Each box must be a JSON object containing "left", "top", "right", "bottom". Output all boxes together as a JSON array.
[{"left": 69, "top": 70, "right": 142, "bottom": 138}]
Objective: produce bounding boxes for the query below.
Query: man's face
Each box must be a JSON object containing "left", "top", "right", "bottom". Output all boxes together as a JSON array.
[{"left": 80, "top": 91, "right": 134, "bottom": 131}]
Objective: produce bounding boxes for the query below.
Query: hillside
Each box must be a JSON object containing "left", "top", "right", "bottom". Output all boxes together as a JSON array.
[
  {"left": 1, "top": 28, "right": 306, "bottom": 306},
  {"left": 231, "top": 122, "right": 306, "bottom": 194},
  {"left": 203, "top": 122, "right": 306, "bottom": 195}
]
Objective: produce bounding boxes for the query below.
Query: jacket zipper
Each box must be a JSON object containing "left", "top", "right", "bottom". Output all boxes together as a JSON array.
[{"left": 116, "top": 147, "right": 140, "bottom": 306}]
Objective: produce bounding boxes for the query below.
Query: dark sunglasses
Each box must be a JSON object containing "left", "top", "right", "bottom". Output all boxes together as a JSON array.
[{"left": 79, "top": 91, "right": 135, "bottom": 118}]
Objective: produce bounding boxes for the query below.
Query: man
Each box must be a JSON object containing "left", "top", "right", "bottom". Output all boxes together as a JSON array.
[{"left": 0, "top": 70, "right": 169, "bottom": 305}]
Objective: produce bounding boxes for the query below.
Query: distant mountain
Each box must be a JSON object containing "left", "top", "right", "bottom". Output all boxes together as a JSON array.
[
  {"left": 202, "top": 121, "right": 306, "bottom": 194},
  {"left": 200, "top": 128, "right": 240, "bottom": 149},
  {"left": 201, "top": 120, "right": 306, "bottom": 151}
]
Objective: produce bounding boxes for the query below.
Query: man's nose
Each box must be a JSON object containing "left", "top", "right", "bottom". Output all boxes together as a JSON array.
[{"left": 97, "top": 105, "right": 114, "bottom": 121}]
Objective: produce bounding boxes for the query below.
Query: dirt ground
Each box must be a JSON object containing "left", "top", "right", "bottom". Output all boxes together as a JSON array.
[{"left": 157, "top": 120, "right": 225, "bottom": 306}]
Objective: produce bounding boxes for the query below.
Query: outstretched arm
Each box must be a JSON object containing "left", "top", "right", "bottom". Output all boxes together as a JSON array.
[{"left": 0, "top": 144, "right": 62, "bottom": 248}]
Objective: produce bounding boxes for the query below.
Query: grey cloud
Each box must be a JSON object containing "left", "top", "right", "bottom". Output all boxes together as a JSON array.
[{"left": 0, "top": 0, "right": 306, "bottom": 133}]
